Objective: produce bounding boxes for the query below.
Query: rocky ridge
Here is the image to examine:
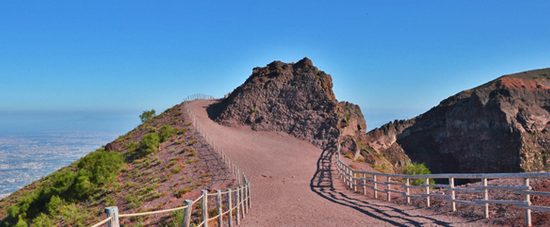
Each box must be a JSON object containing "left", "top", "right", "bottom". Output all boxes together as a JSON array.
[{"left": 367, "top": 68, "right": 550, "bottom": 173}]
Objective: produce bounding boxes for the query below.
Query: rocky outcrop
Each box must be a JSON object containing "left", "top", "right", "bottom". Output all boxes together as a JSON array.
[
  {"left": 210, "top": 58, "right": 398, "bottom": 172},
  {"left": 367, "top": 68, "right": 550, "bottom": 173},
  {"left": 211, "top": 58, "right": 340, "bottom": 147}
]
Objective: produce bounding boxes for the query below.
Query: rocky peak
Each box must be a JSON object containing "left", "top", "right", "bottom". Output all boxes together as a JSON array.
[{"left": 210, "top": 58, "right": 339, "bottom": 147}]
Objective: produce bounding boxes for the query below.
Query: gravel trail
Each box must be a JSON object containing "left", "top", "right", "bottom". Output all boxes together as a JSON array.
[{"left": 186, "top": 100, "right": 483, "bottom": 226}]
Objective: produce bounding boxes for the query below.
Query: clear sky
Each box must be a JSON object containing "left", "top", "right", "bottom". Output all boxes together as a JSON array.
[{"left": 1, "top": 0, "right": 550, "bottom": 132}]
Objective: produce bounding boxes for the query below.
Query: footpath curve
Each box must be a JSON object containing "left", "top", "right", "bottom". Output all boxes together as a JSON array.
[{"left": 185, "top": 100, "right": 482, "bottom": 226}]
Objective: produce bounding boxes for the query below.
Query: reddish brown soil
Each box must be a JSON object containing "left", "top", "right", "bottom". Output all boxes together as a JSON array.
[{"left": 186, "top": 100, "right": 485, "bottom": 226}]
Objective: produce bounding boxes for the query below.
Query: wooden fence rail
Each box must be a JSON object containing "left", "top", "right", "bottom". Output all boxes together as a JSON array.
[
  {"left": 90, "top": 96, "right": 252, "bottom": 227},
  {"left": 335, "top": 147, "right": 550, "bottom": 227}
]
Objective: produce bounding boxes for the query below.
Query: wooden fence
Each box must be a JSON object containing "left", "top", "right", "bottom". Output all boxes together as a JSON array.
[
  {"left": 91, "top": 182, "right": 250, "bottom": 227},
  {"left": 336, "top": 148, "right": 550, "bottom": 226},
  {"left": 91, "top": 96, "right": 252, "bottom": 227}
]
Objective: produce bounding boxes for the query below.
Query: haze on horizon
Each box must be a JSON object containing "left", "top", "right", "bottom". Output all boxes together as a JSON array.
[{"left": 1, "top": 0, "right": 550, "bottom": 131}]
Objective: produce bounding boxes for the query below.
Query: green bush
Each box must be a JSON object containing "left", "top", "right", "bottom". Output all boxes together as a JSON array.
[
  {"left": 45, "top": 195, "right": 63, "bottom": 215},
  {"left": 138, "top": 133, "right": 160, "bottom": 157},
  {"left": 139, "top": 109, "right": 156, "bottom": 123},
  {"left": 159, "top": 125, "right": 177, "bottom": 142},
  {"left": 58, "top": 203, "right": 88, "bottom": 226},
  {"left": 77, "top": 150, "right": 123, "bottom": 185},
  {"left": 14, "top": 217, "right": 27, "bottom": 227},
  {"left": 31, "top": 214, "right": 54, "bottom": 227},
  {"left": 402, "top": 162, "right": 434, "bottom": 186}
]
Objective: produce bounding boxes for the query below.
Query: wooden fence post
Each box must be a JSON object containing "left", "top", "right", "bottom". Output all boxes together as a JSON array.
[
  {"left": 235, "top": 188, "right": 241, "bottom": 225},
  {"left": 343, "top": 165, "right": 347, "bottom": 184},
  {"left": 483, "top": 178, "right": 489, "bottom": 219},
  {"left": 363, "top": 173, "right": 367, "bottom": 195},
  {"left": 339, "top": 162, "right": 343, "bottom": 179},
  {"left": 201, "top": 190, "right": 209, "bottom": 227},
  {"left": 216, "top": 190, "right": 223, "bottom": 227},
  {"left": 240, "top": 186, "right": 246, "bottom": 218},
  {"left": 242, "top": 176, "right": 248, "bottom": 214},
  {"left": 237, "top": 169, "right": 241, "bottom": 185},
  {"left": 105, "top": 206, "right": 120, "bottom": 227},
  {"left": 353, "top": 171, "right": 357, "bottom": 192},
  {"left": 525, "top": 178, "right": 532, "bottom": 227},
  {"left": 374, "top": 175, "right": 378, "bottom": 199},
  {"left": 387, "top": 176, "right": 391, "bottom": 201},
  {"left": 182, "top": 200, "right": 193, "bottom": 227},
  {"left": 227, "top": 189, "right": 233, "bottom": 227},
  {"left": 425, "top": 178, "right": 431, "bottom": 207},
  {"left": 348, "top": 168, "right": 353, "bottom": 190},
  {"left": 405, "top": 178, "right": 411, "bottom": 205},
  {"left": 247, "top": 182, "right": 251, "bottom": 210},
  {"left": 449, "top": 177, "right": 456, "bottom": 212}
]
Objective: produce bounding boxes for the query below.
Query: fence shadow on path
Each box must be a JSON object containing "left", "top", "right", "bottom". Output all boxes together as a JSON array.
[{"left": 309, "top": 147, "right": 466, "bottom": 227}]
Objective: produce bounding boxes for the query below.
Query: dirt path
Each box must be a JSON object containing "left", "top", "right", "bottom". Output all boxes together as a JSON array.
[{"left": 185, "top": 100, "right": 483, "bottom": 226}]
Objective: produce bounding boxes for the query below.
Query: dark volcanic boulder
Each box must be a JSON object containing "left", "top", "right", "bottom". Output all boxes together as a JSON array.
[
  {"left": 211, "top": 58, "right": 340, "bottom": 147},
  {"left": 367, "top": 68, "right": 550, "bottom": 173}
]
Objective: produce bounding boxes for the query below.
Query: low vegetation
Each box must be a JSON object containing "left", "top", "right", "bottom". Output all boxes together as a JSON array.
[
  {"left": 159, "top": 125, "right": 177, "bottom": 142},
  {"left": 1, "top": 149, "right": 123, "bottom": 227},
  {"left": 402, "top": 162, "right": 434, "bottom": 186},
  {"left": 139, "top": 109, "right": 156, "bottom": 123}
]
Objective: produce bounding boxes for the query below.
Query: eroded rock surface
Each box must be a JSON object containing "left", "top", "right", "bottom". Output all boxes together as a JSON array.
[
  {"left": 367, "top": 68, "right": 550, "bottom": 173},
  {"left": 211, "top": 58, "right": 340, "bottom": 147}
]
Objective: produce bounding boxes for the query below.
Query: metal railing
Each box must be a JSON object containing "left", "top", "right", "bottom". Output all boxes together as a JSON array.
[
  {"left": 335, "top": 147, "right": 550, "bottom": 227},
  {"left": 91, "top": 96, "right": 251, "bottom": 227}
]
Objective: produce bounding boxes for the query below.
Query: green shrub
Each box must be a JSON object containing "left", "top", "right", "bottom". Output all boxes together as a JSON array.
[
  {"left": 138, "top": 133, "right": 160, "bottom": 156},
  {"left": 50, "top": 169, "right": 76, "bottom": 195},
  {"left": 139, "top": 109, "right": 156, "bottom": 123},
  {"left": 31, "top": 214, "right": 54, "bottom": 227},
  {"left": 402, "top": 162, "right": 434, "bottom": 186},
  {"left": 159, "top": 125, "right": 177, "bottom": 142},
  {"left": 73, "top": 175, "right": 93, "bottom": 199},
  {"left": 77, "top": 150, "right": 123, "bottom": 185},
  {"left": 170, "top": 165, "right": 182, "bottom": 174},
  {"left": 45, "top": 196, "right": 63, "bottom": 215},
  {"left": 58, "top": 203, "right": 88, "bottom": 226},
  {"left": 14, "top": 217, "right": 27, "bottom": 227}
]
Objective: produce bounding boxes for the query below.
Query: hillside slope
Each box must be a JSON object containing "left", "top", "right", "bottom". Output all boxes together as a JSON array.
[
  {"left": 367, "top": 68, "right": 550, "bottom": 173},
  {"left": 0, "top": 102, "right": 235, "bottom": 226}
]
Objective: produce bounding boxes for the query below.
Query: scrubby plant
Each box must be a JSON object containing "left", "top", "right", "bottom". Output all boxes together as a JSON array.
[
  {"left": 139, "top": 109, "right": 156, "bottom": 123},
  {"left": 173, "top": 186, "right": 193, "bottom": 198},
  {"left": 159, "top": 125, "right": 177, "bottom": 142},
  {"left": 128, "top": 133, "right": 160, "bottom": 160},
  {"left": 170, "top": 165, "right": 182, "bottom": 174},
  {"left": 31, "top": 213, "right": 54, "bottom": 227},
  {"left": 402, "top": 162, "right": 434, "bottom": 186}
]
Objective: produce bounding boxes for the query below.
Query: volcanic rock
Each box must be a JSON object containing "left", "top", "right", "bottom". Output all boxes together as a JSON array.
[
  {"left": 367, "top": 68, "right": 550, "bottom": 173},
  {"left": 210, "top": 58, "right": 340, "bottom": 147}
]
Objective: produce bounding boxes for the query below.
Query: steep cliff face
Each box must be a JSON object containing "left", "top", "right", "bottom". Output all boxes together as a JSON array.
[{"left": 367, "top": 68, "right": 550, "bottom": 173}]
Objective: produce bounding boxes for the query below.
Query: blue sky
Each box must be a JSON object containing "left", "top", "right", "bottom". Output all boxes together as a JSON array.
[{"left": 1, "top": 1, "right": 550, "bottom": 132}]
